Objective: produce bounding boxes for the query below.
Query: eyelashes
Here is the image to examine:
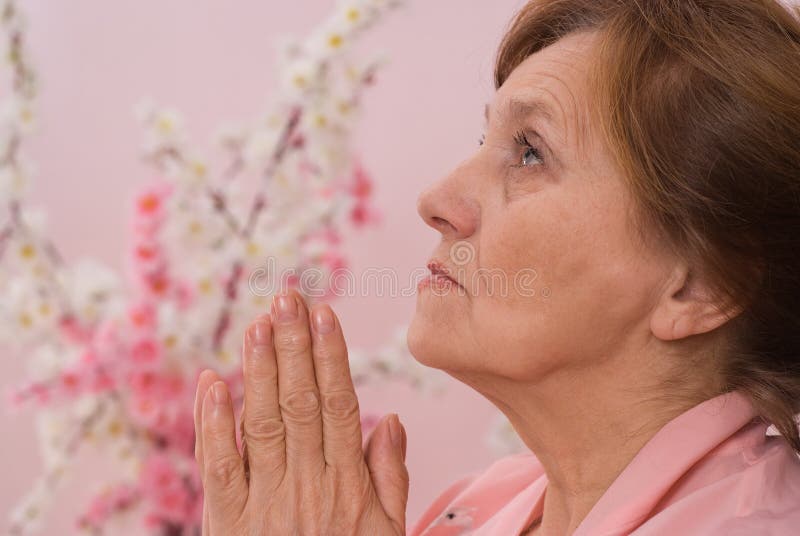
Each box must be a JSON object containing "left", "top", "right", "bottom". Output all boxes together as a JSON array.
[
  {"left": 512, "top": 130, "right": 545, "bottom": 168},
  {"left": 478, "top": 130, "right": 545, "bottom": 169}
]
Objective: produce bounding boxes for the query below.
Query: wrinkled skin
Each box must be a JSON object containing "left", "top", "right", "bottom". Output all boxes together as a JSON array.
[{"left": 194, "top": 289, "right": 408, "bottom": 535}]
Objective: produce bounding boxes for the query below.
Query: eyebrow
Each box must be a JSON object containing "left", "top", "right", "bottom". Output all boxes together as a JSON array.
[{"left": 484, "top": 98, "right": 558, "bottom": 127}]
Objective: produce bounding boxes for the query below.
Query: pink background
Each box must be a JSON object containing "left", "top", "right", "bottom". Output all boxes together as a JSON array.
[{"left": 1, "top": 0, "right": 526, "bottom": 532}]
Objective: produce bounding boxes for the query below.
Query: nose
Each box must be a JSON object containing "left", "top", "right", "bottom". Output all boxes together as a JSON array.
[{"left": 416, "top": 164, "right": 479, "bottom": 240}]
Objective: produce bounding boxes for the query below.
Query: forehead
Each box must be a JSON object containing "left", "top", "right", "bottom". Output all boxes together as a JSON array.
[{"left": 488, "top": 31, "right": 600, "bottom": 156}]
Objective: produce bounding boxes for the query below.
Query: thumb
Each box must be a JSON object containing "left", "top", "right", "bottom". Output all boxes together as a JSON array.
[{"left": 365, "top": 413, "right": 409, "bottom": 532}]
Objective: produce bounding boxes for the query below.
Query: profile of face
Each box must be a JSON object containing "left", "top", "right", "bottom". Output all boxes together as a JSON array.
[{"left": 408, "top": 31, "right": 688, "bottom": 388}]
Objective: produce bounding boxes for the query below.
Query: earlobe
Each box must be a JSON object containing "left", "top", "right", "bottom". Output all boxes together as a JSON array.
[
  {"left": 650, "top": 265, "right": 740, "bottom": 341},
  {"left": 651, "top": 306, "right": 693, "bottom": 341}
]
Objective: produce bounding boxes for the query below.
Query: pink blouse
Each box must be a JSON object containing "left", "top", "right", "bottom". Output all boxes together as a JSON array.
[{"left": 410, "top": 391, "right": 800, "bottom": 535}]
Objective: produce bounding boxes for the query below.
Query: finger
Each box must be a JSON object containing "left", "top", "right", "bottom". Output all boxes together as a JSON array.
[
  {"left": 309, "top": 303, "right": 364, "bottom": 469},
  {"left": 242, "top": 313, "right": 286, "bottom": 494},
  {"left": 364, "top": 414, "right": 409, "bottom": 533},
  {"left": 195, "top": 370, "right": 220, "bottom": 536},
  {"left": 201, "top": 381, "right": 248, "bottom": 529},
  {"left": 194, "top": 369, "right": 221, "bottom": 476},
  {"left": 271, "top": 290, "right": 325, "bottom": 476}
]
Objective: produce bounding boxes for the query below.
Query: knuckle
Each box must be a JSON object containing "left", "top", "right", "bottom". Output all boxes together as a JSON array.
[
  {"left": 245, "top": 346, "right": 276, "bottom": 370},
  {"left": 274, "top": 329, "right": 311, "bottom": 354},
  {"left": 207, "top": 455, "right": 243, "bottom": 489},
  {"left": 322, "top": 390, "right": 359, "bottom": 421},
  {"left": 280, "top": 389, "right": 321, "bottom": 422},
  {"left": 244, "top": 415, "right": 285, "bottom": 445}
]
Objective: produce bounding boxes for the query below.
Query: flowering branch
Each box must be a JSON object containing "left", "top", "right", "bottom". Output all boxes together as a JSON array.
[{"left": 2, "top": 2, "right": 449, "bottom": 535}]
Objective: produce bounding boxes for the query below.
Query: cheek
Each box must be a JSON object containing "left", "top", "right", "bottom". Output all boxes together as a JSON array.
[
  {"left": 466, "top": 210, "right": 564, "bottom": 376},
  {"left": 476, "top": 198, "right": 568, "bottom": 308},
  {"left": 469, "top": 191, "right": 652, "bottom": 377}
]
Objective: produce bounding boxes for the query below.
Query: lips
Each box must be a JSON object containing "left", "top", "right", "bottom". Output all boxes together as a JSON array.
[{"left": 424, "top": 260, "right": 464, "bottom": 291}]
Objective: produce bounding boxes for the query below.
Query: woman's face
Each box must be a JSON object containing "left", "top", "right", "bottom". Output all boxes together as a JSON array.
[{"left": 408, "top": 31, "right": 675, "bottom": 384}]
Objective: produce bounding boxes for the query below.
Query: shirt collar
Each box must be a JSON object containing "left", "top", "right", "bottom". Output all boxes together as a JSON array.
[{"left": 573, "top": 390, "right": 761, "bottom": 536}]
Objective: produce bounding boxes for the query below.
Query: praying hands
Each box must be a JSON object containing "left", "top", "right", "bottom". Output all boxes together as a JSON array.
[{"left": 193, "top": 289, "right": 409, "bottom": 535}]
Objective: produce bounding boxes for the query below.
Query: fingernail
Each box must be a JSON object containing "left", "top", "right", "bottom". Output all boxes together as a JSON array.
[
  {"left": 312, "top": 306, "right": 335, "bottom": 334},
  {"left": 273, "top": 293, "right": 297, "bottom": 322},
  {"left": 212, "top": 382, "right": 228, "bottom": 406},
  {"left": 248, "top": 315, "right": 271, "bottom": 346},
  {"left": 388, "top": 413, "right": 402, "bottom": 450}
]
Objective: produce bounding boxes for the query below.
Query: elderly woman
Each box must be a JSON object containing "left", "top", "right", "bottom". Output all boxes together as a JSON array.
[{"left": 193, "top": 0, "right": 800, "bottom": 534}]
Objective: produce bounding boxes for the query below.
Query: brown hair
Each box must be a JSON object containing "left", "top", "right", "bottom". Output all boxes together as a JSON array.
[{"left": 495, "top": 0, "right": 800, "bottom": 451}]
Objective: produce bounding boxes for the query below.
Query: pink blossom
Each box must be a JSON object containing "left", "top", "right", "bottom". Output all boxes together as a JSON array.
[
  {"left": 91, "top": 319, "right": 123, "bottom": 361},
  {"left": 162, "top": 375, "right": 185, "bottom": 400},
  {"left": 321, "top": 250, "right": 347, "bottom": 272},
  {"left": 58, "top": 314, "right": 93, "bottom": 344},
  {"left": 4, "top": 384, "right": 52, "bottom": 410},
  {"left": 349, "top": 202, "right": 381, "bottom": 227},
  {"left": 78, "top": 484, "right": 139, "bottom": 531},
  {"left": 140, "top": 269, "right": 172, "bottom": 299},
  {"left": 137, "top": 193, "right": 162, "bottom": 218},
  {"left": 317, "top": 185, "right": 335, "bottom": 198},
  {"left": 127, "top": 301, "right": 157, "bottom": 332},
  {"left": 130, "top": 338, "right": 163, "bottom": 366},
  {"left": 128, "top": 371, "right": 160, "bottom": 397},
  {"left": 139, "top": 452, "right": 199, "bottom": 526},
  {"left": 29, "top": 382, "right": 51, "bottom": 405},
  {"left": 140, "top": 453, "right": 181, "bottom": 492},
  {"left": 350, "top": 162, "right": 373, "bottom": 199},
  {"left": 128, "top": 393, "right": 163, "bottom": 427},
  {"left": 130, "top": 240, "right": 166, "bottom": 277},
  {"left": 57, "top": 369, "right": 83, "bottom": 398},
  {"left": 131, "top": 183, "right": 172, "bottom": 235},
  {"left": 153, "top": 485, "right": 193, "bottom": 524},
  {"left": 88, "top": 367, "right": 116, "bottom": 394},
  {"left": 79, "top": 349, "right": 97, "bottom": 364},
  {"left": 174, "top": 279, "right": 195, "bottom": 310},
  {"left": 160, "top": 410, "right": 195, "bottom": 455}
]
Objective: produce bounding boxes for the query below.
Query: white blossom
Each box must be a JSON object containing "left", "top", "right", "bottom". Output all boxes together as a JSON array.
[
  {"left": 242, "top": 127, "right": 282, "bottom": 169},
  {"left": 0, "top": 94, "right": 36, "bottom": 131},
  {"left": 0, "top": 164, "right": 29, "bottom": 203},
  {"left": 8, "top": 479, "right": 51, "bottom": 535},
  {"left": 58, "top": 259, "right": 122, "bottom": 324},
  {"left": 26, "top": 344, "right": 68, "bottom": 382}
]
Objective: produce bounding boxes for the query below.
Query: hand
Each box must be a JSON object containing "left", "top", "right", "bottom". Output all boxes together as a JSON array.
[{"left": 193, "top": 289, "right": 409, "bottom": 535}]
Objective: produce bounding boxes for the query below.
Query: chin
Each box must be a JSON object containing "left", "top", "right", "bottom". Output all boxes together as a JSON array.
[{"left": 406, "top": 312, "right": 449, "bottom": 369}]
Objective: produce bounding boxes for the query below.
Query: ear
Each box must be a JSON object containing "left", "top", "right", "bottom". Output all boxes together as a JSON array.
[{"left": 650, "top": 262, "right": 741, "bottom": 342}]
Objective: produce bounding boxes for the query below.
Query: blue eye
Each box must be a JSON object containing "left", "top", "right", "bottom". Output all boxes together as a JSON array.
[
  {"left": 522, "top": 147, "right": 541, "bottom": 166},
  {"left": 514, "top": 130, "right": 544, "bottom": 168}
]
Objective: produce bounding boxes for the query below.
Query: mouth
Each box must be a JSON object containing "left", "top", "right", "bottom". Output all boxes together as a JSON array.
[{"left": 418, "top": 260, "right": 465, "bottom": 293}]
